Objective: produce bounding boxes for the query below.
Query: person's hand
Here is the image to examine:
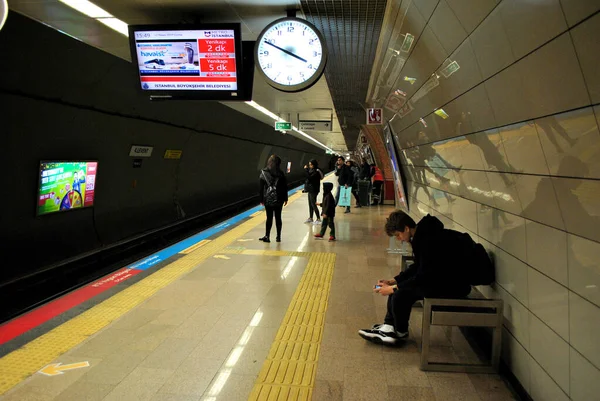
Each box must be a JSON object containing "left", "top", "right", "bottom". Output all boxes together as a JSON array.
[
  {"left": 261, "top": 202, "right": 264, "bottom": 206},
  {"left": 304, "top": 165, "right": 308, "bottom": 169},
  {"left": 283, "top": 201, "right": 288, "bottom": 207},
  {"left": 378, "top": 279, "right": 395, "bottom": 286},
  {"left": 344, "top": 184, "right": 348, "bottom": 188},
  {"left": 322, "top": 214, "right": 327, "bottom": 218},
  {"left": 316, "top": 202, "right": 321, "bottom": 206},
  {"left": 378, "top": 286, "right": 395, "bottom": 296}
]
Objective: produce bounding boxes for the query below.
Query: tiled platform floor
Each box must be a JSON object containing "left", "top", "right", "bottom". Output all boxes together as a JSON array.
[{"left": 0, "top": 179, "right": 519, "bottom": 401}]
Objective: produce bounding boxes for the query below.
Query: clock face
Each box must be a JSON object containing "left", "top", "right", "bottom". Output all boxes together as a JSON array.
[{"left": 255, "top": 17, "right": 327, "bottom": 92}]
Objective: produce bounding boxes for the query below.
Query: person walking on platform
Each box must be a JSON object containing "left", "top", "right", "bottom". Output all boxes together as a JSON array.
[
  {"left": 314, "top": 182, "right": 336, "bottom": 241},
  {"left": 258, "top": 155, "right": 288, "bottom": 243},
  {"left": 371, "top": 164, "right": 385, "bottom": 205},
  {"left": 334, "top": 156, "right": 352, "bottom": 214},
  {"left": 304, "top": 159, "right": 323, "bottom": 225},
  {"left": 358, "top": 211, "right": 473, "bottom": 345}
]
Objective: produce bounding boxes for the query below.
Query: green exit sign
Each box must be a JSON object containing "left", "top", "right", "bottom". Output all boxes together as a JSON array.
[{"left": 275, "top": 121, "right": 292, "bottom": 131}]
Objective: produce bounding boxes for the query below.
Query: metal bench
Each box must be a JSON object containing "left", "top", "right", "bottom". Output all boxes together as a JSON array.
[
  {"left": 420, "top": 288, "right": 503, "bottom": 373},
  {"left": 398, "top": 255, "right": 503, "bottom": 372}
]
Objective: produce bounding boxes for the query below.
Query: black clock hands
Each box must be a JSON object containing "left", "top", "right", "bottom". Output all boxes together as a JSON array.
[{"left": 264, "top": 40, "right": 307, "bottom": 63}]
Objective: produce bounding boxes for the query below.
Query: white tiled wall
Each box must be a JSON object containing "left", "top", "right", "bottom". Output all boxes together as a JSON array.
[{"left": 374, "top": 1, "right": 600, "bottom": 399}]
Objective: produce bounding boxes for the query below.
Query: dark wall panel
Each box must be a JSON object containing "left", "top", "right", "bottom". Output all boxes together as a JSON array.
[{"left": 0, "top": 13, "right": 328, "bottom": 283}]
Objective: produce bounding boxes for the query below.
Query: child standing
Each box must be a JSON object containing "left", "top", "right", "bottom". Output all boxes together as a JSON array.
[{"left": 315, "top": 182, "right": 336, "bottom": 241}]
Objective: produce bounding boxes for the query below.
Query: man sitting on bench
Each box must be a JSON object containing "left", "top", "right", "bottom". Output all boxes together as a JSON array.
[{"left": 359, "top": 210, "right": 473, "bottom": 346}]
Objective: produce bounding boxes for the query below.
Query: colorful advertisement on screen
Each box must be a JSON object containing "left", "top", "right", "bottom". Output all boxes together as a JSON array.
[
  {"left": 132, "top": 29, "right": 238, "bottom": 91},
  {"left": 38, "top": 162, "right": 98, "bottom": 216}
]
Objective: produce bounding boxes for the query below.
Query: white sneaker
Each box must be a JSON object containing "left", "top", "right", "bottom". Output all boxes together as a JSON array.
[
  {"left": 304, "top": 218, "right": 313, "bottom": 224},
  {"left": 313, "top": 220, "right": 322, "bottom": 225},
  {"left": 358, "top": 326, "right": 408, "bottom": 346}
]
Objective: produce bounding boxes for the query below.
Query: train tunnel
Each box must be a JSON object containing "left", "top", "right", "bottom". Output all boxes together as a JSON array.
[{"left": 0, "top": 1, "right": 599, "bottom": 400}]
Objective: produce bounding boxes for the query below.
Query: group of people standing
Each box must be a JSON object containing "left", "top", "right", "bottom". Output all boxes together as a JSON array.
[
  {"left": 257, "top": 155, "right": 337, "bottom": 242},
  {"left": 257, "top": 154, "right": 386, "bottom": 243},
  {"left": 333, "top": 156, "right": 385, "bottom": 214}
]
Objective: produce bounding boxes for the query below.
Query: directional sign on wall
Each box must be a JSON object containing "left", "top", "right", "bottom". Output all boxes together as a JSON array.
[
  {"left": 275, "top": 121, "right": 292, "bottom": 131},
  {"left": 299, "top": 120, "right": 332, "bottom": 132}
]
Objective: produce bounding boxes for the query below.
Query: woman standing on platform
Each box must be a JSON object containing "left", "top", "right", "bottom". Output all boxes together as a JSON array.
[
  {"left": 371, "top": 164, "right": 385, "bottom": 205},
  {"left": 346, "top": 160, "right": 362, "bottom": 208},
  {"left": 259, "top": 155, "right": 288, "bottom": 243},
  {"left": 304, "top": 159, "right": 323, "bottom": 225}
]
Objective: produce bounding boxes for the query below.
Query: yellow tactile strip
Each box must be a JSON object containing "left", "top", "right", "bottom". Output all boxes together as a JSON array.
[
  {"left": 223, "top": 248, "right": 311, "bottom": 258},
  {"left": 248, "top": 252, "right": 335, "bottom": 401},
  {"left": 0, "top": 213, "right": 269, "bottom": 395},
  {"left": 180, "top": 239, "right": 211, "bottom": 254}
]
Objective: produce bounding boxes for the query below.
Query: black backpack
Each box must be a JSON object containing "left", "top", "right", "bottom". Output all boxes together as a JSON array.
[
  {"left": 261, "top": 171, "right": 279, "bottom": 207},
  {"left": 454, "top": 231, "right": 495, "bottom": 286}
]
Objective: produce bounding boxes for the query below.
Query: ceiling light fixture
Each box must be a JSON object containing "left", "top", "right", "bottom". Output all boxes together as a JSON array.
[
  {"left": 97, "top": 17, "right": 128, "bottom": 36},
  {"left": 59, "top": 0, "right": 111, "bottom": 18},
  {"left": 245, "top": 101, "right": 334, "bottom": 153},
  {"left": 58, "top": 0, "right": 128, "bottom": 36}
]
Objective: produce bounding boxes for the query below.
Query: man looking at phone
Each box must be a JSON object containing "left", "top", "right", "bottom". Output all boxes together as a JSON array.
[{"left": 358, "top": 210, "right": 472, "bottom": 345}]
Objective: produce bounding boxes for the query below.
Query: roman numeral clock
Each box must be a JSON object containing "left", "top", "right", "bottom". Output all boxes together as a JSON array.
[{"left": 255, "top": 17, "right": 328, "bottom": 92}]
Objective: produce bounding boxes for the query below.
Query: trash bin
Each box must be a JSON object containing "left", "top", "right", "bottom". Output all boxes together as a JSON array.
[{"left": 358, "top": 179, "right": 371, "bottom": 206}]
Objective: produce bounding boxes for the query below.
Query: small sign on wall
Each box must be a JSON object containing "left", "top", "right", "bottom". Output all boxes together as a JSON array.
[
  {"left": 366, "top": 108, "right": 383, "bottom": 125},
  {"left": 133, "top": 159, "right": 143, "bottom": 168},
  {"left": 129, "top": 145, "right": 153, "bottom": 157},
  {"left": 164, "top": 150, "right": 183, "bottom": 159}
]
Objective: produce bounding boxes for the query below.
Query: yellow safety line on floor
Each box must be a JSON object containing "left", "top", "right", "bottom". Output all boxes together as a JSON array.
[
  {"left": 180, "top": 239, "right": 211, "bottom": 254},
  {"left": 222, "top": 248, "right": 311, "bottom": 258},
  {"left": 248, "top": 252, "right": 335, "bottom": 401},
  {"left": 0, "top": 192, "right": 309, "bottom": 395}
]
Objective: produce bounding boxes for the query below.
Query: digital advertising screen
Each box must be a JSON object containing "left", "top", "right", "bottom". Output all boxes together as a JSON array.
[
  {"left": 383, "top": 124, "right": 408, "bottom": 212},
  {"left": 130, "top": 24, "right": 242, "bottom": 94},
  {"left": 37, "top": 161, "right": 98, "bottom": 216}
]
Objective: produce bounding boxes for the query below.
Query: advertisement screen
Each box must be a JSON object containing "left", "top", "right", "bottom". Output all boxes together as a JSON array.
[
  {"left": 383, "top": 124, "right": 408, "bottom": 212},
  {"left": 132, "top": 28, "right": 239, "bottom": 91},
  {"left": 37, "top": 161, "right": 98, "bottom": 216}
]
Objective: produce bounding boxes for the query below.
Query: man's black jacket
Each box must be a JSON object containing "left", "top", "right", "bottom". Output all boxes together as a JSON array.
[{"left": 395, "top": 214, "right": 471, "bottom": 296}]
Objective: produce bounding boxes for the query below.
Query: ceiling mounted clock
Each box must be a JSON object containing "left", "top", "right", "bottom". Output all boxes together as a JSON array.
[
  {"left": 1, "top": 0, "right": 8, "bottom": 31},
  {"left": 255, "top": 17, "right": 328, "bottom": 93}
]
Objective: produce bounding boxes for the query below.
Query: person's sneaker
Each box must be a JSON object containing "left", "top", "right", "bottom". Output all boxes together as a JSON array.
[
  {"left": 344, "top": 209, "right": 351, "bottom": 214},
  {"left": 276, "top": 236, "right": 281, "bottom": 243},
  {"left": 314, "top": 234, "right": 324, "bottom": 239},
  {"left": 304, "top": 218, "right": 313, "bottom": 224},
  {"left": 313, "top": 220, "right": 322, "bottom": 225},
  {"left": 258, "top": 236, "right": 270, "bottom": 243},
  {"left": 358, "top": 325, "right": 408, "bottom": 346},
  {"left": 329, "top": 236, "right": 336, "bottom": 242}
]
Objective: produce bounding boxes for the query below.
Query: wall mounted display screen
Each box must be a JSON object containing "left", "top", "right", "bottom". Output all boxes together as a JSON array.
[
  {"left": 129, "top": 24, "right": 246, "bottom": 100},
  {"left": 37, "top": 161, "right": 98, "bottom": 216},
  {"left": 383, "top": 124, "right": 408, "bottom": 211}
]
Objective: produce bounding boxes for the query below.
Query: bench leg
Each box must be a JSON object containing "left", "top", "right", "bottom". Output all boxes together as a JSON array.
[
  {"left": 420, "top": 299, "right": 432, "bottom": 370},
  {"left": 491, "top": 302, "right": 504, "bottom": 372}
]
